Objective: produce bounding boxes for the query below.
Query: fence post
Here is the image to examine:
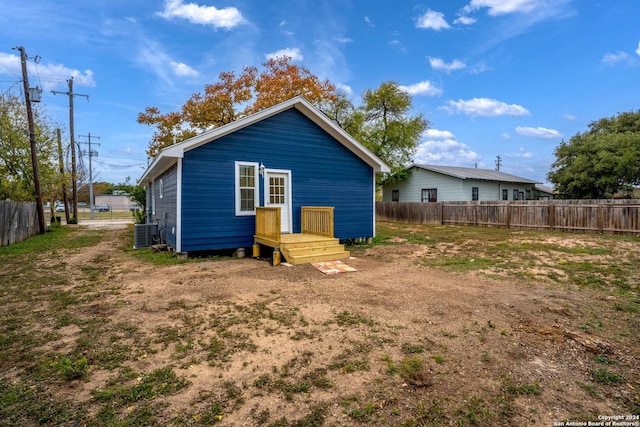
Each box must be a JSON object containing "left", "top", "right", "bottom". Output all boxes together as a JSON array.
[{"left": 548, "top": 202, "right": 555, "bottom": 231}]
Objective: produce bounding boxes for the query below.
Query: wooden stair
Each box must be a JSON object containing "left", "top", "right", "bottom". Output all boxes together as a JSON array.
[{"left": 280, "top": 236, "right": 350, "bottom": 265}]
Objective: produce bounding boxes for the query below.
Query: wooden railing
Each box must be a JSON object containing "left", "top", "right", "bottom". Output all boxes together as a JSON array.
[
  {"left": 301, "top": 206, "right": 334, "bottom": 237},
  {"left": 255, "top": 207, "right": 281, "bottom": 242}
]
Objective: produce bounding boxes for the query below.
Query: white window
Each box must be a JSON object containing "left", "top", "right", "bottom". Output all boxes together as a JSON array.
[
  {"left": 159, "top": 178, "right": 164, "bottom": 199},
  {"left": 235, "top": 161, "right": 259, "bottom": 216}
]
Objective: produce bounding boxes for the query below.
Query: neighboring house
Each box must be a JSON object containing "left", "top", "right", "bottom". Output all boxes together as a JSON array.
[
  {"left": 138, "top": 96, "right": 390, "bottom": 255},
  {"left": 383, "top": 164, "right": 540, "bottom": 203},
  {"left": 534, "top": 184, "right": 555, "bottom": 200}
]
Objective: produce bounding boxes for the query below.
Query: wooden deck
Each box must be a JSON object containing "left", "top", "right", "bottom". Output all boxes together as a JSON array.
[
  {"left": 254, "top": 233, "right": 350, "bottom": 265},
  {"left": 254, "top": 206, "right": 350, "bottom": 265}
]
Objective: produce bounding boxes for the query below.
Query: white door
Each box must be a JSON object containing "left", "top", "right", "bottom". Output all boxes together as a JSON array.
[{"left": 265, "top": 170, "right": 292, "bottom": 233}]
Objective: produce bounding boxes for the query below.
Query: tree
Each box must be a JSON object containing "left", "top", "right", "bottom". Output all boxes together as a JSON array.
[
  {"left": 548, "top": 110, "right": 640, "bottom": 198},
  {"left": 139, "top": 57, "right": 336, "bottom": 158},
  {"left": 0, "top": 95, "right": 61, "bottom": 202},
  {"left": 343, "top": 81, "right": 428, "bottom": 184}
]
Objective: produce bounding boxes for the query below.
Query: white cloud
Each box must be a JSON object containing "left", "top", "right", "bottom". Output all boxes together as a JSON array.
[
  {"left": 441, "top": 98, "right": 530, "bottom": 117},
  {"left": 279, "top": 20, "right": 293, "bottom": 36},
  {"left": 265, "top": 48, "right": 303, "bottom": 62},
  {"left": 505, "top": 147, "right": 533, "bottom": 159},
  {"left": 462, "top": 0, "right": 541, "bottom": 16},
  {"left": 515, "top": 126, "right": 561, "bottom": 139},
  {"left": 415, "top": 9, "right": 451, "bottom": 31},
  {"left": 389, "top": 40, "right": 407, "bottom": 53},
  {"left": 502, "top": 132, "right": 511, "bottom": 139},
  {"left": 336, "top": 83, "right": 353, "bottom": 97},
  {"left": 424, "top": 129, "right": 455, "bottom": 139},
  {"left": 157, "top": 0, "right": 245, "bottom": 29},
  {"left": 469, "top": 63, "right": 490, "bottom": 74},
  {"left": 602, "top": 51, "right": 630, "bottom": 65},
  {"left": 563, "top": 114, "right": 577, "bottom": 121},
  {"left": 414, "top": 132, "right": 481, "bottom": 165},
  {"left": 335, "top": 36, "right": 352, "bottom": 44},
  {"left": 454, "top": 15, "right": 477, "bottom": 25},
  {"left": 428, "top": 57, "right": 466, "bottom": 73},
  {"left": 364, "top": 16, "right": 375, "bottom": 27},
  {"left": 170, "top": 61, "right": 199, "bottom": 77},
  {"left": 0, "top": 52, "right": 95, "bottom": 91},
  {"left": 636, "top": 41, "right": 640, "bottom": 56},
  {"left": 399, "top": 80, "right": 443, "bottom": 97}
]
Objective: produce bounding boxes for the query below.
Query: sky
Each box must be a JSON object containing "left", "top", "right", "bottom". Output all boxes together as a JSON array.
[{"left": 1, "top": 0, "right": 639, "bottom": 186}]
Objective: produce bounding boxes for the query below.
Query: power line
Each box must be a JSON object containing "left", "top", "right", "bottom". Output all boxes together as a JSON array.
[{"left": 79, "top": 133, "right": 100, "bottom": 219}]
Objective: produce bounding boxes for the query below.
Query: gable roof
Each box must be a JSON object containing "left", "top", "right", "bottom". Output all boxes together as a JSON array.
[
  {"left": 139, "top": 96, "right": 390, "bottom": 185},
  {"left": 411, "top": 164, "right": 539, "bottom": 184}
]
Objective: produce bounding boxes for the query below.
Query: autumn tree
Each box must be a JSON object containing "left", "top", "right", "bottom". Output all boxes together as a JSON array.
[
  {"left": 548, "top": 110, "right": 640, "bottom": 198},
  {"left": 139, "top": 57, "right": 336, "bottom": 158}
]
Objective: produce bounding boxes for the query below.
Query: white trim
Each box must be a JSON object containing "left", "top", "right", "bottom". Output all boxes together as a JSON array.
[
  {"left": 235, "top": 161, "right": 259, "bottom": 216},
  {"left": 263, "top": 169, "right": 292, "bottom": 234},
  {"left": 372, "top": 169, "right": 377, "bottom": 238},
  {"left": 151, "top": 181, "right": 155, "bottom": 216},
  {"left": 175, "top": 159, "right": 182, "bottom": 253}
]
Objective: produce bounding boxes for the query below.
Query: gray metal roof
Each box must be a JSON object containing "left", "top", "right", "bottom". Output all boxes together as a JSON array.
[{"left": 411, "top": 164, "right": 540, "bottom": 184}]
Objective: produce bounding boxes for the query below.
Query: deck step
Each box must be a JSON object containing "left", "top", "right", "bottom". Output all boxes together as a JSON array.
[
  {"left": 282, "top": 250, "right": 351, "bottom": 265},
  {"left": 281, "top": 241, "right": 350, "bottom": 265}
]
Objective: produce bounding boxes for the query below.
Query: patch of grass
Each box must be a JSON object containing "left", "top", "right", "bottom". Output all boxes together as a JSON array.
[
  {"left": 401, "top": 343, "right": 425, "bottom": 354},
  {"left": 251, "top": 374, "right": 310, "bottom": 401},
  {"left": 594, "top": 354, "right": 617, "bottom": 365},
  {"left": 431, "top": 354, "right": 445, "bottom": 364},
  {"left": 53, "top": 356, "right": 88, "bottom": 380},
  {"left": 332, "top": 310, "right": 376, "bottom": 327},
  {"left": 591, "top": 368, "right": 624, "bottom": 384},
  {"left": 92, "top": 366, "right": 190, "bottom": 406},
  {"left": 455, "top": 395, "right": 493, "bottom": 425},
  {"left": 400, "top": 356, "right": 423, "bottom": 375},
  {"left": 577, "top": 382, "right": 600, "bottom": 397}
]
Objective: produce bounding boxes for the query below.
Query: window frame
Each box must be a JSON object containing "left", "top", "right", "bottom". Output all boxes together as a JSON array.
[
  {"left": 421, "top": 188, "right": 437, "bottom": 203},
  {"left": 391, "top": 190, "right": 399, "bottom": 202},
  {"left": 472, "top": 186, "right": 479, "bottom": 201},
  {"left": 235, "top": 161, "right": 259, "bottom": 216},
  {"left": 502, "top": 189, "right": 508, "bottom": 201}
]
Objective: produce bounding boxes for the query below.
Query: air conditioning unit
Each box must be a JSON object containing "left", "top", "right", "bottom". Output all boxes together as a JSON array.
[{"left": 134, "top": 223, "right": 158, "bottom": 249}]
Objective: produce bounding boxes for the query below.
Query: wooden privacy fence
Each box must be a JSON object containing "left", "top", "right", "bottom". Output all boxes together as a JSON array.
[
  {"left": 376, "top": 200, "right": 640, "bottom": 234},
  {"left": 0, "top": 201, "right": 39, "bottom": 246}
]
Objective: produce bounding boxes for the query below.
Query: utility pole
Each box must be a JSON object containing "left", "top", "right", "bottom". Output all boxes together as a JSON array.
[
  {"left": 56, "top": 129, "right": 70, "bottom": 223},
  {"left": 52, "top": 78, "right": 89, "bottom": 223},
  {"left": 15, "top": 46, "right": 46, "bottom": 234},
  {"left": 78, "top": 133, "right": 100, "bottom": 219},
  {"left": 495, "top": 155, "right": 502, "bottom": 171}
]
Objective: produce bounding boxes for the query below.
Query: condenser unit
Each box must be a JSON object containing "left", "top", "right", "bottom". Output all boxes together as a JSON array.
[{"left": 134, "top": 223, "right": 158, "bottom": 249}]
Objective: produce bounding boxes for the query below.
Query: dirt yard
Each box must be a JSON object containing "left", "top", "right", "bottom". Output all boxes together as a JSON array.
[{"left": 2, "top": 221, "right": 639, "bottom": 426}]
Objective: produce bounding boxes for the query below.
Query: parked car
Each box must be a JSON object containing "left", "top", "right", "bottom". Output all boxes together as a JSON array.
[
  {"left": 94, "top": 204, "right": 110, "bottom": 212},
  {"left": 55, "top": 205, "right": 65, "bottom": 212},
  {"left": 129, "top": 203, "right": 139, "bottom": 211}
]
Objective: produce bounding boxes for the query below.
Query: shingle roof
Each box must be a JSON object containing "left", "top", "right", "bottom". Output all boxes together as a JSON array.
[{"left": 411, "top": 164, "right": 540, "bottom": 184}]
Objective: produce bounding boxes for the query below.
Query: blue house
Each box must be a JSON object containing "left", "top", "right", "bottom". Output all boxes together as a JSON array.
[{"left": 138, "top": 96, "right": 389, "bottom": 262}]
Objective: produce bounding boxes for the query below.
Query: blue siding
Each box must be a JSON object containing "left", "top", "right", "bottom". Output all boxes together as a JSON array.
[
  {"left": 151, "top": 164, "right": 178, "bottom": 248},
  {"left": 180, "top": 108, "right": 374, "bottom": 252}
]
